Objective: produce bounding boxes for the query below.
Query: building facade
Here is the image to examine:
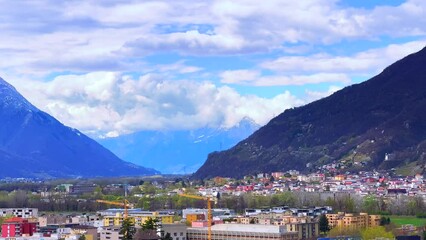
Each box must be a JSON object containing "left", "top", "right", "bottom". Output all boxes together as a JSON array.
[
  {"left": 162, "top": 223, "right": 187, "bottom": 240},
  {"left": 187, "top": 224, "right": 298, "bottom": 240},
  {"left": 100, "top": 226, "right": 122, "bottom": 240},
  {"left": 1, "top": 217, "right": 38, "bottom": 238},
  {"left": 326, "top": 212, "right": 381, "bottom": 229},
  {"left": 0, "top": 208, "right": 38, "bottom": 218},
  {"left": 103, "top": 213, "right": 173, "bottom": 227}
]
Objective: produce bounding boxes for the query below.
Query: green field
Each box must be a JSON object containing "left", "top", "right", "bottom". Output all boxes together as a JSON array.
[{"left": 389, "top": 216, "right": 426, "bottom": 227}]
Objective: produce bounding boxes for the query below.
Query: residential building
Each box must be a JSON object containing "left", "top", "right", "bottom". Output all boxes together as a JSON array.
[
  {"left": 72, "top": 225, "right": 99, "bottom": 240},
  {"left": 100, "top": 226, "right": 122, "bottom": 240},
  {"left": 71, "top": 184, "right": 97, "bottom": 194},
  {"left": 55, "top": 184, "right": 73, "bottom": 193},
  {"left": 182, "top": 208, "right": 234, "bottom": 220},
  {"left": 279, "top": 216, "right": 318, "bottom": 240},
  {"left": 0, "top": 208, "right": 38, "bottom": 218},
  {"left": 103, "top": 212, "right": 173, "bottom": 227},
  {"left": 326, "top": 212, "right": 380, "bottom": 229},
  {"left": 185, "top": 213, "right": 205, "bottom": 224},
  {"left": 1, "top": 217, "right": 38, "bottom": 238},
  {"left": 272, "top": 172, "right": 285, "bottom": 179},
  {"left": 162, "top": 223, "right": 187, "bottom": 240}
]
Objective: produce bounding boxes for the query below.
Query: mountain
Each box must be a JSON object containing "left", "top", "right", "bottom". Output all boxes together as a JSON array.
[
  {"left": 99, "top": 118, "right": 260, "bottom": 174},
  {"left": 0, "top": 77, "right": 159, "bottom": 178},
  {"left": 194, "top": 46, "right": 426, "bottom": 179}
]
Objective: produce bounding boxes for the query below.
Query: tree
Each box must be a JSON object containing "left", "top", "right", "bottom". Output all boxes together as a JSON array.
[
  {"left": 361, "top": 226, "right": 394, "bottom": 240},
  {"left": 380, "top": 216, "right": 387, "bottom": 226},
  {"left": 142, "top": 182, "right": 157, "bottom": 195},
  {"left": 380, "top": 216, "right": 391, "bottom": 226},
  {"left": 327, "top": 226, "right": 360, "bottom": 238},
  {"left": 120, "top": 218, "right": 136, "bottom": 240},
  {"left": 78, "top": 235, "right": 86, "bottom": 240},
  {"left": 319, "top": 214, "right": 330, "bottom": 234},
  {"left": 141, "top": 217, "right": 159, "bottom": 231},
  {"left": 162, "top": 232, "right": 173, "bottom": 240},
  {"left": 363, "top": 195, "right": 378, "bottom": 214}
]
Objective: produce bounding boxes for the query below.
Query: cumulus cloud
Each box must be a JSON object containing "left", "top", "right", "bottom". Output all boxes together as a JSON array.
[
  {"left": 120, "top": 0, "right": 426, "bottom": 55},
  {"left": 1, "top": 0, "right": 425, "bottom": 75},
  {"left": 1, "top": 0, "right": 426, "bottom": 137},
  {"left": 12, "top": 72, "right": 304, "bottom": 137}
]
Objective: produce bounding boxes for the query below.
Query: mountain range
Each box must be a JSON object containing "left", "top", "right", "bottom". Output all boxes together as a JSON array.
[
  {"left": 99, "top": 118, "right": 260, "bottom": 174},
  {"left": 194, "top": 46, "right": 426, "bottom": 179},
  {"left": 0, "top": 77, "right": 158, "bottom": 178}
]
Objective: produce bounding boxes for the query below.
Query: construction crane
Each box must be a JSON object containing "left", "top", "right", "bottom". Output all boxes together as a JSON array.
[
  {"left": 96, "top": 199, "right": 133, "bottom": 218},
  {"left": 178, "top": 193, "right": 216, "bottom": 240}
]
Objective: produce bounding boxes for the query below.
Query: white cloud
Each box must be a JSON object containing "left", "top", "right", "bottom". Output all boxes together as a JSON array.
[
  {"left": 305, "top": 85, "right": 343, "bottom": 102},
  {"left": 0, "top": 0, "right": 426, "bottom": 74},
  {"left": 155, "top": 60, "right": 203, "bottom": 74},
  {"left": 122, "top": 30, "right": 251, "bottom": 55},
  {"left": 220, "top": 70, "right": 260, "bottom": 84},
  {"left": 220, "top": 70, "right": 350, "bottom": 86},
  {"left": 11, "top": 72, "right": 304, "bottom": 137},
  {"left": 1, "top": 0, "right": 426, "bottom": 137},
  {"left": 261, "top": 41, "right": 426, "bottom": 75}
]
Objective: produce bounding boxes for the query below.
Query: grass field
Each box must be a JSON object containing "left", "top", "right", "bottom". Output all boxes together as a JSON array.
[{"left": 389, "top": 216, "right": 426, "bottom": 227}]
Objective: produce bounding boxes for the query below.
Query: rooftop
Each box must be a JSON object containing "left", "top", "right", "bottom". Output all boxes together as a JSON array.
[{"left": 191, "top": 223, "right": 288, "bottom": 233}]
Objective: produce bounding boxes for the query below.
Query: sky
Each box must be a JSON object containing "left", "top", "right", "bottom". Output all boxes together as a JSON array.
[{"left": 1, "top": 0, "right": 425, "bottom": 138}]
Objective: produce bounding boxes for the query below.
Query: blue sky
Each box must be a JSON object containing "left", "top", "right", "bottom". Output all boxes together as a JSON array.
[{"left": 0, "top": 0, "right": 425, "bottom": 138}]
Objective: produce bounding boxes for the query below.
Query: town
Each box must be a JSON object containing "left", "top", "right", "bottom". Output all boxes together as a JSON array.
[{"left": 1, "top": 168, "right": 426, "bottom": 240}]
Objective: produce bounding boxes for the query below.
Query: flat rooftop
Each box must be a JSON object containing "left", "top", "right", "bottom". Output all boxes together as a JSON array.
[{"left": 190, "top": 224, "right": 287, "bottom": 233}]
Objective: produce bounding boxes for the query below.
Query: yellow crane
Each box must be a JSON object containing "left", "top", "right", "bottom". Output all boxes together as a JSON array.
[
  {"left": 178, "top": 193, "right": 215, "bottom": 240},
  {"left": 96, "top": 199, "right": 133, "bottom": 218}
]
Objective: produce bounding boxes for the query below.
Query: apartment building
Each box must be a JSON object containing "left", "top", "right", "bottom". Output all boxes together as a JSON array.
[
  {"left": 326, "top": 212, "right": 381, "bottom": 229},
  {"left": 100, "top": 226, "right": 122, "bottom": 240},
  {"left": 1, "top": 217, "right": 38, "bottom": 238},
  {"left": 0, "top": 208, "right": 38, "bottom": 218},
  {"left": 103, "top": 212, "right": 173, "bottom": 227},
  {"left": 162, "top": 223, "right": 187, "bottom": 240}
]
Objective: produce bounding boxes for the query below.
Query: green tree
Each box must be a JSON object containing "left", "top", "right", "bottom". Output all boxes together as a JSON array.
[
  {"left": 380, "top": 216, "right": 391, "bottom": 226},
  {"left": 363, "top": 195, "right": 378, "bottom": 214},
  {"left": 380, "top": 216, "right": 387, "bottom": 226},
  {"left": 120, "top": 218, "right": 136, "bottom": 240},
  {"left": 328, "top": 226, "right": 360, "bottom": 238},
  {"left": 78, "top": 235, "right": 86, "bottom": 240},
  {"left": 142, "top": 182, "right": 157, "bottom": 195},
  {"left": 361, "top": 226, "right": 394, "bottom": 240},
  {"left": 141, "top": 217, "right": 159, "bottom": 231},
  {"left": 162, "top": 232, "right": 173, "bottom": 240},
  {"left": 319, "top": 214, "right": 330, "bottom": 233}
]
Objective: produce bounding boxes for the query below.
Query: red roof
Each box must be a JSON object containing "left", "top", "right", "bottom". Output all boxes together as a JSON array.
[{"left": 4, "top": 217, "right": 25, "bottom": 223}]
